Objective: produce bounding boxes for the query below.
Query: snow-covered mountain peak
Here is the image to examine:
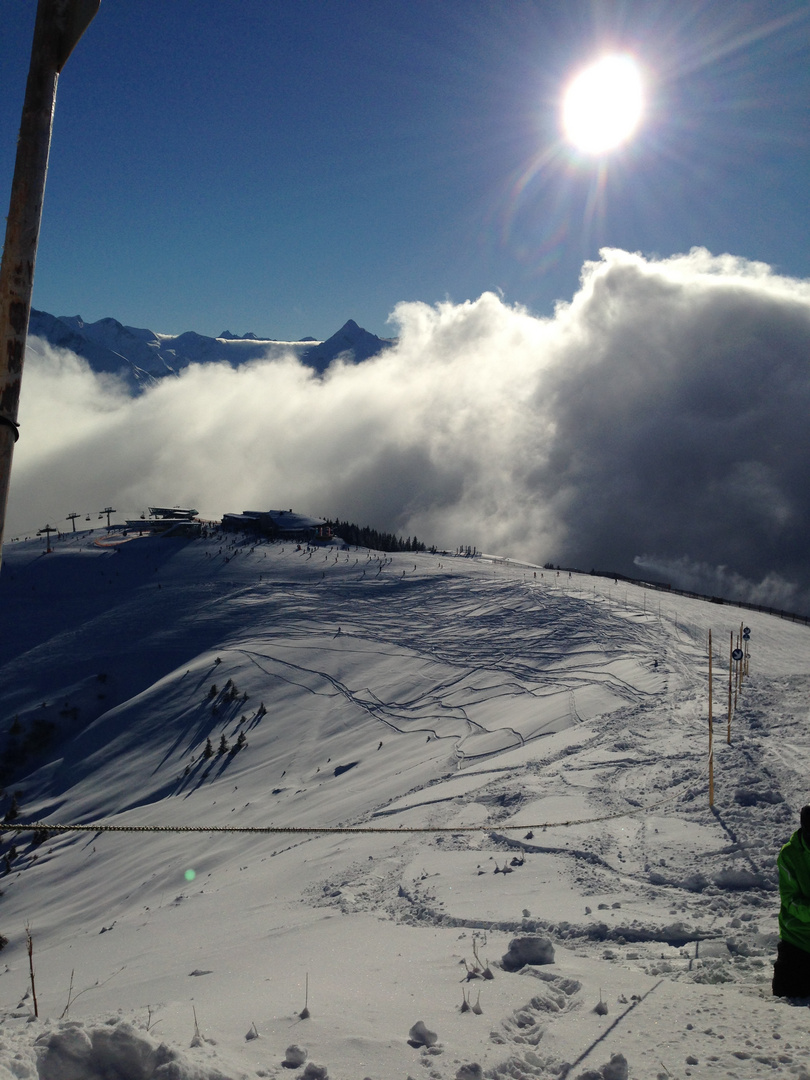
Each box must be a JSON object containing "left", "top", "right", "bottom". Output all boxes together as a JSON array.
[{"left": 27, "top": 310, "right": 393, "bottom": 391}]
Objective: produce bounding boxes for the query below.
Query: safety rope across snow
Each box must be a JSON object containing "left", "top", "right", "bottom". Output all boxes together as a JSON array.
[{"left": 1, "top": 796, "right": 681, "bottom": 837}]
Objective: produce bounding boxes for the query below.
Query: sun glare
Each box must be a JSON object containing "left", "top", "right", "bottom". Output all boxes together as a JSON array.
[{"left": 562, "top": 54, "right": 644, "bottom": 155}]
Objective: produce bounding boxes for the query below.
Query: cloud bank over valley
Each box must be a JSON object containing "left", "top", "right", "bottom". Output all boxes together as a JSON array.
[{"left": 11, "top": 247, "right": 810, "bottom": 611}]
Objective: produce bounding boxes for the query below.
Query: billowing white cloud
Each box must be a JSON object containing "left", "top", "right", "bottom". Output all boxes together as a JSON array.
[
  {"left": 633, "top": 554, "right": 801, "bottom": 612},
  {"left": 8, "top": 246, "right": 810, "bottom": 611}
]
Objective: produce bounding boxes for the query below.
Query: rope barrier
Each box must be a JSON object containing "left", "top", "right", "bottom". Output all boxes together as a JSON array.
[{"left": 1, "top": 798, "right": 680, "bottom": 836}]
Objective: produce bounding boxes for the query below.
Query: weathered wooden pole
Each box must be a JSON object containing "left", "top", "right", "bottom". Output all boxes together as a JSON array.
[
  {"left": 733, "top": 628, "right": 741, "bottom": 712},
  {"left": 0, "top": 0, "right": 99, "bottom": 567},
  {"left": 727, "top": 630, "right": 733, "bottom": 744},
  {"left": 708, "top": 629, "right": 714, "bottom": 808}
]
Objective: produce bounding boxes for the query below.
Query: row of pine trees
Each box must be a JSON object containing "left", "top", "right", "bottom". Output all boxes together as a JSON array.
[{"left": 328, "top": 520, "right": 427, "bottom": 553}]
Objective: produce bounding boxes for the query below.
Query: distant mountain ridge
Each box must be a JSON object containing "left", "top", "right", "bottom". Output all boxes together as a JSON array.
[{"left": 27, "top": 310, "right": 395, "bottom": 392}]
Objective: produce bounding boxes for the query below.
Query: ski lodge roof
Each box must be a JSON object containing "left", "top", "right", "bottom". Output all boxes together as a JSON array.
[{"left": 221, "top": 509, "right": 328, "bottom": 537}]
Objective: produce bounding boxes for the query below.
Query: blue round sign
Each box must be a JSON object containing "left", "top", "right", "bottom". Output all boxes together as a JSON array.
[{"left": 732, "top": 648, "right": 743, "bottom": 661}]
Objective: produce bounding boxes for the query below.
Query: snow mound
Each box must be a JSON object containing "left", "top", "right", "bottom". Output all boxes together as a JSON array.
[
  {"left": 500, "top": 936, "right": 555, "bottom": 971},
  {"left": 2, "top": 1021, "right": 234, "bottom": 1080}
]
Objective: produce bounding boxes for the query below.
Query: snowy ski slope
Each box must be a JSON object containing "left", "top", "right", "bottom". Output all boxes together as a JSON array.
[{"left": 1, "top": 528, "right": 809, "bottom": 1079}]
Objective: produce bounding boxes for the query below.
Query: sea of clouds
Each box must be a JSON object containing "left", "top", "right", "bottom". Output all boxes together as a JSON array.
[{"left": 9, "top": 247, "right": 810, "bottom": 611}]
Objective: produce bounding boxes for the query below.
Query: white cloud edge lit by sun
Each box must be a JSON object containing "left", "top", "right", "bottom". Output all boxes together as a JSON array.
[{"left": 8, "top": 246, "right": 810, "bottom": 613}]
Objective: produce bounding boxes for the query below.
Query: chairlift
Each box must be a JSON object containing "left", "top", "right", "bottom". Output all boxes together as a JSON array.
[{"left": 85, "top": 514, "right": 91, "bottom": 521}]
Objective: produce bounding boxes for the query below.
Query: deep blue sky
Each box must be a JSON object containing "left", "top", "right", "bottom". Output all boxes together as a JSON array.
[{"left": 2, "top": 0, "right": 809, "bottom": 340}]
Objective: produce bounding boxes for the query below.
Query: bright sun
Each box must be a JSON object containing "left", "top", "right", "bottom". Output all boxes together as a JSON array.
[{"left": 562, "top": 54, "right": 644, "bottom": 155}]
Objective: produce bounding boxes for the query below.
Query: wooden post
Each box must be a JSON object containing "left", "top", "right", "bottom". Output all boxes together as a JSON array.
[
  {"left": 0, "top": 0, "right": 99, "bottom": 567},
  {"left": 738, "top": 627, "right": 744, "bottom": 694},
  {"left": 739, "top": 622, "right": 744, "bottom": 685},
  {"left": 727, "top": 630, "right": 733, "bottom": 743},
  {"left": 733, "top": 628, "right": 740, "bottom": 713},
  {"left": 26, "top": 924, "right": 38, "bottom": 1018},
  {"left": 708, "top": 629, "right": 714, "bottom": 807}
]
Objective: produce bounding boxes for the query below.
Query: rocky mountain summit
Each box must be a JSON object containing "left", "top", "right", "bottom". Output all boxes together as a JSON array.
[{"left": 27, "top": 309, "right": 394, "bottom": 392}]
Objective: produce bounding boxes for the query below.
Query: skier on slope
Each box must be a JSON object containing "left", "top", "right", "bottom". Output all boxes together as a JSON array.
[{"left": 773, "top": 805, "right": 810, "bottom": 997}]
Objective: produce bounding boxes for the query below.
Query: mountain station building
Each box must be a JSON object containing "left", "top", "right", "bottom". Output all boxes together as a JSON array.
[
  {"left": 221, "top": 509, "right": 331, "bottom": 542},
  {"left": 124, "top": 507, "right": 201, "bottom": 535}
]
